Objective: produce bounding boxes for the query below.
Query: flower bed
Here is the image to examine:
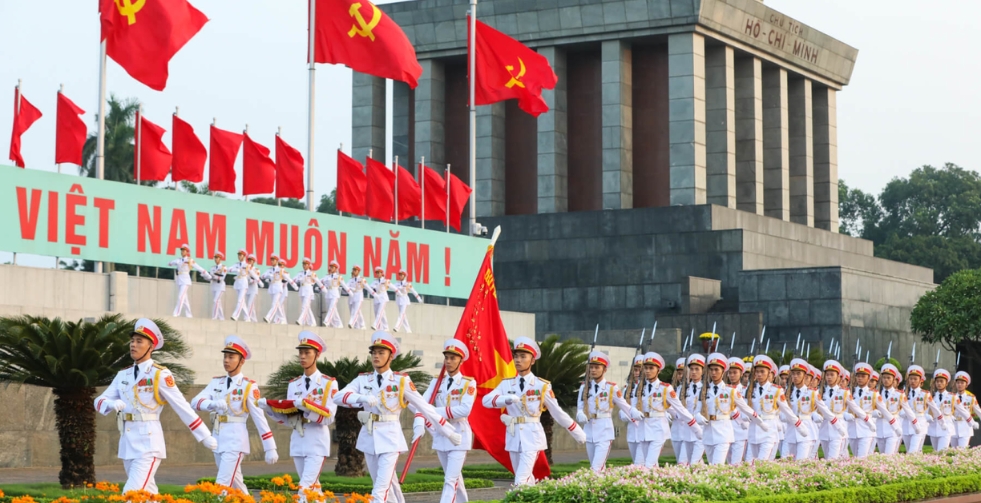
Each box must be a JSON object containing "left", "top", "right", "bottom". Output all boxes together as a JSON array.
[
  {"left": 195, "top": 473, "right": 494, "bottom": 495},
  {"left": 504, "top": 449, "right": 981, "bottom": 503},
  {"left": 0, "top": 481, "right": 371, "bottom": 503}
]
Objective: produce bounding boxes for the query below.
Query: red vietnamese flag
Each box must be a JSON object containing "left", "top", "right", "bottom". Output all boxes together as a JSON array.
[
  {"left": 99, "top": 0, "right": 209, "bottom": 91},
  {"left": 366, "top": 157, "right": 395, "bottom": 221},
  {"left": 134, "top": 112, "right": 172, "bottom": 182},
  {"left": 9, "top": 90, "right": 42, "bottom": 168},
  {"left": 336, "top": 150, "right": 367, "bottom": 215},
  {"left": 454, "top": 246, "right": 551, "bottom": 480},
  {"left": 447, "top": 172, "right": 473, "bottom": 232},
  {"left": 55, "top": 92, "right": 86, "bottom": 165},
  {"left": 275, "top": 135, "right": 304, "bottom": 199},
  {"left": 171, "top": 115, "right": 206, "bottom": 183},
  {"left": 242, "top": 133, "right": 275, "bottom": 196},
  {"left": 209, "top": 125, "right": 242, "bottom": 193},
  {"left": 312, "top": 0, "right": 422, "bottom": 88},
  {"left": 469, "top": 17, "right": 557, "bottom": 117},
  {"left": 422, "top": 166, "right": 447, "bottom": 223},
  {"left": 396, "top": 164, "right": 420, "bottom": 220}
]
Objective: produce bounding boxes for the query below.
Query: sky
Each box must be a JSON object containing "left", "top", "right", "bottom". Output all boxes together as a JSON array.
[{"left": 1, "top": 0, "right": 979, "bottom": 266}]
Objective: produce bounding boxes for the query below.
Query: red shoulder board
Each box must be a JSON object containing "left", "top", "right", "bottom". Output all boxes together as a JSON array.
[
  {"left": 213, "top": 375, "right": 225, "bottom": 379},
  {"left": 359, "top": 372, "right": 371, "bottom": 376},
  {"left": 608, "top": 382, "right": 616, "bottom": 386},
  {"left": 395, "top": 372, "right": 408, "bottom": 376},
  {"left": 246, "top": 378, "right": 256, "bottom": 384},
  {"left": 289, "top": 376, "right": 301, "bottom": 383}
]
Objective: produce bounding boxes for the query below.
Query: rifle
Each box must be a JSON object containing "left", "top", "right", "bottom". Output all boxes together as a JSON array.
[
  {"left": 956, "top": 351, "right": 961, "bottom": 371},
  {"left": 626, "top": 327, "right": 646, "bottom": 401},
  {"left": 679, "top": 329, "right": 695, "bottom": 395},
  {"left": 806, "top": 343, "right": 810, "bottom": 361},
  {"left": 781, "top": 342, "right": 787, "bottom": 364},
  {"left": 793, "top": 332, "right": 801, "bottom": 360},
  {"left": 905, "top": 342, "right": 916, "bottom": 396},
  {"left": 932, "top": 348, "right": 942, "bottom": 393},
  {"left": 577, "top": 324, "right": 600, "bottom": 414},
  {"left": 727, "top": 331, "right": 736, "bottom": 358}
]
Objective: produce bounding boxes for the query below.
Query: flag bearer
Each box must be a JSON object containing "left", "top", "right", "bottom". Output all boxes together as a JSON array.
[
  {"left": 698, "top": 353, "right": 764, "bottom": 465},
  {"left": 369, "top": 266, "right": 392, "bottom": 330},
  {"left": 320, "top": 260, "right": 351, "bottom": 328},
  {"left": 209, "top": 252, "right": 228, "bottom": 320},
  {"left": 228, "top": 250, "right": 251, "bottom": 321},
  {"left": 168, "top": 243, "right": 211, "bottom": 317},
  {"left": 346, "top": 265, "right": 369, "bottom": 329},
  {"left": 576, "top": 350, "right": 643, "bottom": 472},
  {"left": 952, "top": 371, "right": 981, "bottom": 448},
  {"left": 633, "top": 352, "right": 700, "bottom": 468}
]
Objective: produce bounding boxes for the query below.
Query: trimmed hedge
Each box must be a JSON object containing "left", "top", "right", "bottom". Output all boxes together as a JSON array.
[{"left": 729, "top": 474, "right": 981, "bottom": 503}]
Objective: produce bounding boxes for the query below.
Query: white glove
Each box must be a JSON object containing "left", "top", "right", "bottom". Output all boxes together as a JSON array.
[
  {"left": 863, "top": 415, "right": 877, "bottom": 434},
  {"left": 412, "top": 422, "right": 426, "bottom": 443},
  {"left": 972, "top": 421, "right": 980, "bottom": 431},
  {"left": 758, "top": 420, "right": 770, "bottom": 432},
  {"left": 629, "top": 408, "right": 644, "bottom": 421},
  {"left": 576, "top": 411, "right": 588, "bottom": 424},
  {"left": 695, "top": 414, "right": 708, "bottom": 426},
  {"left": 890, "top": 419, "right": 902, "bottom": 437},
  {"left": 570, "top": 424, "right": 586, "bottom": 444},
  {"left": 844, "top": 412, "right": 855, "bottom": 421},
  {"left": 833, "top": 418, "right": 847, "bottom": 437},
  {"left": 740, "top": 420, "right": 749, "bottom": 430},
  {"left": 295, "top": 399, "right": 309, "bottom": 412},
  {"left": 794, "top": 420, "right": 808, "bottom": 438},
  {"left": 940, "top": 417, "right": 948, "bottom": 431},
  {"left": 500, "top": 414, "right": 512, "bottom": 426},
  {"left": 256, "top": 398, "right": 268, "bottom": 409},
  {"left": 265, "top": 449, "right": 279, "bottom": 465},
  {"left": 211, "top": 400, "right": 228, "bottom": 414},
  {"left": 448, "top": 433, "right": 463, "bottom": 446},
  {"left": 359, "top": 395, "right": 379, "bottom": 407},
  {"left": 913, "top": 419, "right": 927, "bottom": 436},
  {"left": 691, "top": 423, "right": 704, "bottom": 440},
  {"left": 202, "top": 435, "right": 218, "bottom": 451},
  {"left": 113, "top": 400, "right": 127, "bottom": 412},
  {"left": 502, "top": 395, "right": 517, "bottom": 406}
]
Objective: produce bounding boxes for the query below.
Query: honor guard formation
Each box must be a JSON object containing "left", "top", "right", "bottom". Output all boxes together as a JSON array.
[{"left": 96, "top": 319, "right": 978, "bottom": 502}]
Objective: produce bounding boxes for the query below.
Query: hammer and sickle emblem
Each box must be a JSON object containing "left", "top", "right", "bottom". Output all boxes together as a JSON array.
[
  {"left": 505, "top": 58, "right": 527, "bottom": 89},
  {"left": 348, "top": 2, "right": 382, "bottom": 41},
  {"left": 115, "top": 0, "right": 146, "bottom": 25}
]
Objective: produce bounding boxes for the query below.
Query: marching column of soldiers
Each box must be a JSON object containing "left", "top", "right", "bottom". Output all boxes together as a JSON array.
[{"left": 97, "top": 318, "right": 980, "bottom": 502}]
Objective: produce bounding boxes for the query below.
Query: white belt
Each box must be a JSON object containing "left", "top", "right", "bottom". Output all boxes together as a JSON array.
[
  {"left": 760, "top": 414, "right": 778, "bottom": 421},
  {"left": 121, "top": 412, "right": 158, "bottom": 421},
  {"left": 513, "top": 416, "right": 540, "bottom": 424},
  {"left": 643, "top": 411, "right": 667, "bottom": 418},
  {"left": 589, "top": 413, "right": 612, "bottom": 420},
  {"left": 216, "top": 415, "right": 248, "bottom": 423},
  {"left": 371, "top": 414, "right": 399, "bottom": 422},
  {"left": 449, "top": 418, "right": 468, "bottom": 424}
]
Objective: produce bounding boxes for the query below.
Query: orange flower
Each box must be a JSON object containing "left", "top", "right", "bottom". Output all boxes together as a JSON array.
[
  {"left": 12, "top": 496, "right": 37, "bottom": 503},
  {"left": 343, "top": 494, "right": 372, "bottom": 503},
  {"left": 0, "top": 490, "right": 5, "bottom": 498}
]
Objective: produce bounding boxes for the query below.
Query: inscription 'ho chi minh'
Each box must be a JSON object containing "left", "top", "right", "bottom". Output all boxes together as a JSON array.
[{"left": 743, "top": 14, "right": 821, "bottom": 66}]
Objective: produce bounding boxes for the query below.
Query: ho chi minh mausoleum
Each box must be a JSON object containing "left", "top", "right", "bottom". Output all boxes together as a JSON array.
[{"left": 351, "top": 0, "right": 949, "bottom": 367}]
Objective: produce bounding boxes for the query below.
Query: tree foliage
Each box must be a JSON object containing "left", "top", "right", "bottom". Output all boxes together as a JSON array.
[
  {"left": 910, "top": 268, "right": 981, "bottom": 363},
  {"left": 251, "top": 197, "right": 307, "bottom": 210},
  {"left": 79, "top": 95, "right": 156, "bottom": 187},
  {"left": 318, "top": 189, "right": 338, "bottom": 215}
]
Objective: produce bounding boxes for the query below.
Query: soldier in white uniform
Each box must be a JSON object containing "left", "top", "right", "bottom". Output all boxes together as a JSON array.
[
  {"left": 168, "top": 243, "right": 211, "bottom": 317},
  {"left": 415, "top": 340, "right": 476, "bottom": 503},
  {"left": 678, "top": 353, "right": 707, "bottom": 465},
  {"left": 783, "top": 358, "right": 836, "bottom": 460},
  {"left": 726, "top": 357, "right": 751, "bottom": 465},
  {"left": 335, "top": 332, "right": 461, "bottom": 503},
  {"left": 346, "top": 265, "right": 369, "bottom": 329},
  {"left": 696, "top": 353, "right": 765, "bottom": 465},
  {"left": 245, "top": 254, "right": 263, "bottom": 322},
  {"left": 902, "top": 365, "right": 941, "bottom": 453},
  {"left": 94, "top": 318, "right": 218, "bottom": 493},
  {"left": 392, "top": 270, "right": 422, "bottom": 333},
  {"left": 928, "top": 369, "right": 966, "bottom": 452},
  {"left": 191, "top": 335, "right": 278, "bottom": 491},
  {"left": 817, "top": 360, "right": 867, "bottom": 459},
  {"left": 209, "top": 252, "right": 228, "bottom": 321},
  {"left": 952, "top": 371, "right": 981, "bottom": 448},
  {"left": 618, "top": 355, "right": 646, "bottom": 463},
  {"left": 848, "top": 362, "right": 900, "bottom": 458},
  {"left": 669, "top": 357, "right": 688, "bottom": 455},
  {"left": 744, "top": 355, "right": 808, "bottom": 463},
  {"left": 576, "top": 350, "right": 643, "bottom": 472},
  {"left": 294, "top": 258, "right": 319, "bottom": 327},
  {"left": 369, "top": 266, "right": 392, "bottom": 331},
  {"left": 263, "top": 256, "right": 296, "bottom": 324},
  {"left": 877, "top": 364, "right": 922, "bottom": 454},
  {"left": 482, "top": 337, "right": 586, "bottom": 486},
  {"left": 257, "top": 332, "right": 337, "bottom": 502},
  {"left": 632, "top": 352, "right": 700, "bottom": 468},
  {"left": 319, "top": 260, "right": 351, "bottom": 328},
  {"left": 228, "top": 250, "right": 251, "bottom": 321}
]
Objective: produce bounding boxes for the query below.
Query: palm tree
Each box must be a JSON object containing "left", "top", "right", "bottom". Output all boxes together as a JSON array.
[
  {"left": 531, "top": 335, "right": 588, "bottom": 463},
  {"left": 252, "top": 197, "right": 307, "bottom": 210},
  {"left": 79, "top": 94, "right": 156, "bottom": 187},
  {"left": 176, "top": 181, "right": 226, "bottom": 197},
  {"left": 266, "top": 354, "right": 431, "bottom": 477},
  {"left": 0, "top": 315, "right": 192, "bottom": 488}
]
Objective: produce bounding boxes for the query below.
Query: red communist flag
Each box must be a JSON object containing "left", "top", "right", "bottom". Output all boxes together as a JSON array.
[
  {"left": 454, "top": 246, "right": 551, "bottom": 480},
  {"left": 55, "top": 92, "right": 86, "bottom": 165},
  {"left": 99, "top": 0, "right": 208, "bottom": 91},
  {"left": 422, "top": 165, "right": 447, "bottom": 223},
  {"left": 275, "top": 135, "right": 304, "bottom": 199},
  {"left": 9, "top": 90, "right": 42, "bottom": 168},
  {"left": 312, "top": 0, "right": 422, "bottom": 88},
  {"left": 242, "top": 133, "right": 275, "bottom": 196},
  {"left": 366, "top": 157, "right": 395, "bottom": 221},
  {"left": 209, "top": 125, "right": 242, "bottom": 193},
  {"left": 447, "top": 172, "right": 472, "bottom": 232},
  {"left": 134, "top": 112, "right": 172, "bottom": 182},
  {"left": 336, "top": 150, "right": 367, "bottom": 215},
  {"left": 469, "top": 17, "right": 557, "bottom": 117},
  {"left": 396, "top": 164, "right": 420, "bottom": 221},
  {"left": 171, "top": 115, "right": 206, "bottom": 183}
]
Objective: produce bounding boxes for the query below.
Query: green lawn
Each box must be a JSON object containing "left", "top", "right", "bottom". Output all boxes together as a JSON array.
[{"left": 0, "top": 484, "right": 186, "bottom": 498}]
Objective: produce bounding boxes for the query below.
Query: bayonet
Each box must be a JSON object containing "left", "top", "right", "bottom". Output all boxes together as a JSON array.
[
  {"left": 781, "top": 342, "right": 786, "bottom": 362},
  {"left": 728, "top": 331, "right": 736, "bottom": 358},
  {"left": 806, "top": 343, "right": 810, "bottom": 360}
]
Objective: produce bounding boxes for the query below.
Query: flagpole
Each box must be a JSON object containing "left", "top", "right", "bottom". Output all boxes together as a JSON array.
[
  {"left": 211, "top": 118, "right": 218, "bottom": 197},
  {"left": 13, "top": 80, "right": 21, "bottom": 266},
  {"left": 277, "top": 126, "right": 283, "bottom": 206},
  {"left": 420, "top": 156, "right": 425, "bottom": 229},
  {"left": 338, "top": 142, "right": 343, "bottom": 216},
  {"left": 468, "top": 0, "right": 478, "bottom": 236},
  {"left": 95, "top": 40, "right": 107, "bottom": 274},
  {"left": 306, "top": 0, "right": 316, "bottom": 212},
  {"left": 394, "top": 155, "right": 399, "bottom": 225},
  {"left": 136, "top": 104, "right": 142, "bottom": 187},
  {"left": 244, "top": 124, "right": 249, "bottom": 203},
  {"left": 446, "top": 164, "right": 451, "bottom": 234},
  {"left": 56, "top": 83, "right": 63, "bottom": 269}
]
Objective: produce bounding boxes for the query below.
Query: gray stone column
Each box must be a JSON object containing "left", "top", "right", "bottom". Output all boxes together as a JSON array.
[
  {"left": 392, "top": 81, "right": 413, "bottom": 168},
  {"left": 734, "top": 57, "right": 763, "bottom": 215},
  {"left": 352, "top": 73, "right": 386, "bottom": 163},
  {"left": 537, "top": 46, "right": 568, "bottom": 214},
  {"left": 414, "top": 59, "right": 445, "bottom": 167},
  {"left": 705, "top": 45, "right": 736, "bottom": 208},
  {"left": 476, "top": 103, "right": 506, "bottom": 217},
  {"left": 813, "top": 85, "right": 839, "bottom": 232},
  {"left": 668, "top": 33, "right": 707, "bottom": 206},
  {"left": 762, "top": 67, "right": 789, "bottom": 221},
  {"left": 788, "top": 78, "right": 814, "bottom": 226},
  {"left": 601, "top": 40, "right": 633, "bottom": 210}
]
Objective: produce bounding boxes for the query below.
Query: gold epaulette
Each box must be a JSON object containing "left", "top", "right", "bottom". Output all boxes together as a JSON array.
[
  {"left": 152, "top": 363, "right": 168, "bottom": 370},
  {"left": 538, "top": 378, "right": 551, "bottom": 385}
]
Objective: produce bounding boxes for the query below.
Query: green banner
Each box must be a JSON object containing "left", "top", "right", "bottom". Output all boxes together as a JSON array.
[{"left": 0, "top": 165, "right": 488, "bottom": 298}]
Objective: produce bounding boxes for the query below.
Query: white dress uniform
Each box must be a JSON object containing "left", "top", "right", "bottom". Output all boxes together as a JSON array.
[
  {"left": 227, "top": 251, "right": 251, "bottom": 321},
  {"left": 392, "top": 273, "right": 422, "bottom": 333},
  {"left": 744, "top": 355, "right": 806, "bottom": 462},
  {"left": 320, "top": 266, "right": 351, "bottom": 328},
  {"left": 369, "top": 270, "right": 392, "bottom": 330},
  {"left": 631, "top": 352, "right": 699, "bottom": 468},
  {"left": 190, "top": 336, "right": 278, "bottom": 492},
  {"left": 208, "top": 257, "right": 228, "bottom": 320},
  {"left": 847, "top": 364, "right": 898, "bottom": 458},
  {"left": 576, "top": 351, "right": 642, "bottom": 472},
  {"left": 263, "top": 263, "right": 296, "bottom": 324},
  {"left": 335, "top": 332, "right": 460, "bottom": 503},
  {"left": 415, "top": 340, "right": 476, "bottom": 503},
  {"left": 168, "top": 245, "right": 211, "bottom": 317},
  {"left": 244, "top": 256, "right": 263, "bottom": 322},
  {"left": 668, "top": 357, "right": 687, "bottom": 457},
  {"left": 346, "top": 273, "right": 369, "bottom": 329},
  {"left": 726, "top": 357, "right": 750, "bottom": 465},
  {"left": 294, "top": 264, "right": 319, "bottom": 327},
  {"left": 696, "top": 353, "right": 761, "bottom": 466},
  {"left": 617, "top": 355, "right": 646, "bottom": 463},
  {"left": 482, "top": 337, "right": 586, "bottom": 486},
  {"left": 677, "top": 353, "right": 707, "bottom": 465},
  {"left": 952, "top": 371, "right": 981, "bottom": 448},
  {"left": 903, "top": 384, "right": 938, "bottom": 454},
  {"left": 93, "top": 319, "right": 216, "bottom": 494},
  {"left": 927, "top": 369, "right": 966, "bottom": 452},
  {"left": 816, "top": 360, "right": 863, "bottom": 459},
  {"left": 784, "top": 360, "right": 838, "bottom": 461}
]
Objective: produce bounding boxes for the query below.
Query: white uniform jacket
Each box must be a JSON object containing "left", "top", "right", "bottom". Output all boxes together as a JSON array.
[
  {"left": 191, "top": 374, "right": 276, "bottom": 454},
  {"left": 697, "top": 381, "right": 758, "bottom": 446},
  {"left": 631, "top": 379, "right": 693, "bottom": 442},
  {"left": 483, "top": 373, "right": 580, "bottom": 452},
  {"left": 169, "top": 257, "right": 209, "bottom": 285},
  {"left": 264, "top": 371, "right": 337, "bottom": 457},
  {"left": 420, "top": 373, "right": 476, "bottom": 451},
  {"left": 746, "top": 382, "right": 798, "bottom": 444},
  {"left": 576, "top": 379, "right": 634, "bottom": 443}
]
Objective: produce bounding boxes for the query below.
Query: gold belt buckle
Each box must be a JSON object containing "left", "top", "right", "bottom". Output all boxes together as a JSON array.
[
  {"left": 709, "top": 415, "right": 718, "bottom": 421},
  {"left": 123, "top": 413, "right": 134, "bottom": 421},
  {"left": 218, "top": 415, "right": 229, "bottom": 423}
]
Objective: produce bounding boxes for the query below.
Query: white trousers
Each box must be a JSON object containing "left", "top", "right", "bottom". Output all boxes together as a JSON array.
[
  {"left": 246, "top": 290, "right": 259, "bottom": 322},
  {"left": 876, "top": 436, "right": 900, "bottom": 455},
  {"left": 783, "top": 440, "right": 814, "bottom": 460},
  {"left": 627, "top": 441, "right": 639, "bottom": 465},
  {"left": 372, "top": 300, "right": 389, "bottom": 330},
  {"left": 231, "top": 288, "right": 249, "bottom": 320},
  {"left": 509, "top": 450, "right": 538, "bottom": 486},
  {"left": 437, "top": 450, "right": 468, "bottom": 503},
  {"left": 173, "top": 284, "right": 192, "bottom": 317},
  {"left": 265, "top": 290, "right": 285, "bottom": 323},
  {"left": 930, "top": 434, "right": 951, "bottom": 452},
  {"left": 747, "top": 441, "right": 775, "bottom": 463},
  {"left": 122, "top": 456, "right": 161, "bottom": 494},
  {"left": 850, "top": 437, "right": 874, "bottom": 458},
  {"left": 727, "top": 439, "right": 747, "bottom": 465},
  {"left": 394, "top": 303, "right": 412, "bottom": 333},
  {"left": 298, "top": 294, "right": 316, "bottom": 326},
  {"left": 366, "top": 452, "right": 404, "bottom": 503},
  {"left": 704, "top": 443, "right": 730, "bottom": 465},
  {"left": 293, "top": 456, "right": 326, "bottom": 503},
  {"left": 323, "top": 297, "right": 343, "bottom": 328},
  {"left": 211, "top": 290, "right": 225, "bottom": 320},
  {"left": 952, "top": 436, "right": 971, "bottom": 449},
  {"left": 348, "top": 296, "right": 366, "bottom": 329},
  {"left": 639, "top": 438, "right": 666, "bottom": 468},
  {"left": 214, "top": 451, "right": 245, "bottom": 492},
  {"left": 820, "top": 439, "right": 843, "bottom": 459},
  {"left": 585, "top": 440, "right": 612, "bottom": 472},
  {"left": 676, "top": 440, "right": 704, "bottom": 465}
]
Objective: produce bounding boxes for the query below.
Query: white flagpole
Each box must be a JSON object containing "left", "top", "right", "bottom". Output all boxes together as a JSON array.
[
  {"left": 446, "top": 164, "right": 451, "bottom": 234},
  {"left": 337, "top": 142, "right": 343, "bottom": 216},
  {"left": 95, "top": 40, "right": 107, "bottom": 274},
  {"left": 13, "top": 80, "right": 21, "bottom": 266},
  {"left": 57, "top": 84, "right": 64, "bottom": 174},
  {"left": 306, "top": 0, "right": 316, "bottom": 212},
  {"left": 420, "top": 156, "right": 426, "bottom": 229},
  {"left": 468, "top": 1, "right": 477, "bottom": 236},
  {"left": 244, "top": 124, "right": 249, "bottom": 202},
  {"left": 136, "top": 104, "right": 143, "bottom": 186},
  {"left": 394, "top": 155, "right": 399, "bottom": 225},
  {"left": 277, "top": 126, "right": 283, "bottom": 206}
]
